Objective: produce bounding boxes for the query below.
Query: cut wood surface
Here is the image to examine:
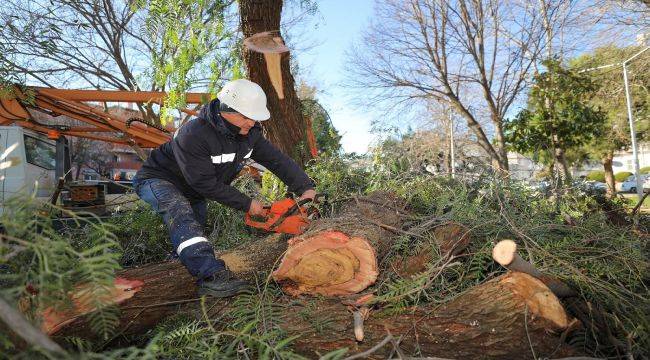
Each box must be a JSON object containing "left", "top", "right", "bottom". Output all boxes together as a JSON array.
[
  {"left": 493, "top": 239, "right": 577, "bottom": 298},
  {"left": 273, "top": 193, "right": 407, "bottom": 296}
]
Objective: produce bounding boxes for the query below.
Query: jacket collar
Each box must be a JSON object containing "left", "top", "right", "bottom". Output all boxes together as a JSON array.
[{"left": 199, "top": 99, "right": 237, "bottom": 140}]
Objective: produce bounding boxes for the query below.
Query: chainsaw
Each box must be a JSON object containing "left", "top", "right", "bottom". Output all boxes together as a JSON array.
[{"left": 244, "top": 197, "right": 320, "bottom": 235}]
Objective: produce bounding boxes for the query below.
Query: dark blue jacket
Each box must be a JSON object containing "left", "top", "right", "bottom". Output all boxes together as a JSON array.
[{"left": 136, "top": 99, "right": 314, "bottom": 211}]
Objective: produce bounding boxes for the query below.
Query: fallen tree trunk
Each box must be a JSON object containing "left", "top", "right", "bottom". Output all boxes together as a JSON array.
[
  {"left": 44, "top": 233, "right": 290, "bottom": 340},
  {"left": 282, "top": 272, "right": 576, "bottom": 359},
  {"left": 43, "top": 193, "right": 406, "bottom": 339},
  {"left": 42, "top": 196, "right": 581, "bottom": 359}
]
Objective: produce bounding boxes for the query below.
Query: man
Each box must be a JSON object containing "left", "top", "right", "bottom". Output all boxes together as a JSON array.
[{"left": 132, "top": 79, "right": 315, "bottom": 297}]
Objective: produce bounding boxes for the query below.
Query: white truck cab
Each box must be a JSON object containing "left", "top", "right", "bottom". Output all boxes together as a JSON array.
[{"left": 0, "top": 126, "right": 56, "bottom": 209}]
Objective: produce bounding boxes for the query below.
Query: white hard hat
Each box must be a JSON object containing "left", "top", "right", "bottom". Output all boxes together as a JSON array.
[{"left": 217, "top": 79, "right": 271, "bottom": 121}]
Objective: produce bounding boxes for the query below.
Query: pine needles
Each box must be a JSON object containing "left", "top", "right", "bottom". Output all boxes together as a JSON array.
[{"left": 0, "top": 195, "right": 123, "bottom": 348}]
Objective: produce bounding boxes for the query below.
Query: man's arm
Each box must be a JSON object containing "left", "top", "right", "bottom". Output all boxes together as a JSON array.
[
  {"left": 250, "top": 136, "right": 315, "bottom": 196},
  {"left": 173, "top": 131, "right": 252, "bottom": 212}
]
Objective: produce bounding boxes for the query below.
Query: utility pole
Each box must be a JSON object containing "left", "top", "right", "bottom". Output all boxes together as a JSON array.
[
  {"left": 579, "top": 46, "right": 649, "bottom": 201},
  {"left": 623, "top": 47, "right": 649, "bottom": 200},
  {"left": 449, "top": 111, "right": 455, "bottom": 179}
]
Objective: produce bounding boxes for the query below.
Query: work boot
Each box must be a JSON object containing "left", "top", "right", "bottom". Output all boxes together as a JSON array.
[{"left": 197, "top": 269, "right": 249, "bottom": 298}]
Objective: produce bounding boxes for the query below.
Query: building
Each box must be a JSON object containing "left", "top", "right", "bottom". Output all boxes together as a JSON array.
[
  {"left": 611, "top": 143, "right": 650, "bottom": 173},
  {"left": 507, "top": 152, "right": 545, "bottom": 180}
]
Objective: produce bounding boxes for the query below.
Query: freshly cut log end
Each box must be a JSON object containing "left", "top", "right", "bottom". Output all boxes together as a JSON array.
[
  {"left": 273, "top": 230, "right": 379, "bottom": 296},
  {"left": 264, "top": 53, "right": 284, "bottom": 99},
  {"left": 500, "top": 272, "right": 568, "bottom": 330},
  {"left": 492, "top": 239, "right": 517, "bottom": 266},
  {"left": 42, "top": 277, "right": 144, "bottom": 335}
]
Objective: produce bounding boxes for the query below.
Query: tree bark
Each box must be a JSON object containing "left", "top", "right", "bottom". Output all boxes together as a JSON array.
[
  {"left": 283, "top": 272, "right": 577, "bottom": 359},
  {"left": 43, "top": 193, "right": 407, "bottom": 339},
  {"left": 239, "top": 0, "right": 311, "bottom": 165},
  {"left": 602, "top": 151, "right": 616, "bottom": 197}
]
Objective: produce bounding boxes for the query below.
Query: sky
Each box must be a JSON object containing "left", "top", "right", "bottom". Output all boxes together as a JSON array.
[
  {"left": 292, "top": 0, "right": 377, "bottom": 154},
  {"left": 290, "top": 0, "right": 648, "bottom": 155}
]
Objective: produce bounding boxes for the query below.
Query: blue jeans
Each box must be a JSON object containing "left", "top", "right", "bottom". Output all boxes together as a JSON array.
[{"left": 133, "top": 177, "right": 225, "bottom": 279}]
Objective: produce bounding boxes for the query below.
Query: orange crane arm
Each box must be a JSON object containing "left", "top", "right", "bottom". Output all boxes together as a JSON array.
[{"left": 0, "top": 85, "right": 211, "bottom": 147}]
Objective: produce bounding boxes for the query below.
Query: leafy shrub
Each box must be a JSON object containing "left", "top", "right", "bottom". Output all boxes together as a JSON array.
[
  {"left": 640, "top": 166, "right": 650, "bottom": 174},
  {"left": 259, "top": 171, "right": 287, "bottom": 202},
  {"left": 586, "top": 170, "right": 606, "bottom": 182},
  {"left": 107, "top": 203, "right": 170, "bottom": 266},
  {"left": 306, "top": 153, "right": 370, "bottom": 212},
  {"left": 614, "top": 171, "right": 633, "bottom": 182}
]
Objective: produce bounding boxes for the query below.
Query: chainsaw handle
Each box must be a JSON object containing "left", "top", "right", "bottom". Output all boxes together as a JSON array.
[{"left": 244, "top": 207, "right": 271, "bottom": 229}]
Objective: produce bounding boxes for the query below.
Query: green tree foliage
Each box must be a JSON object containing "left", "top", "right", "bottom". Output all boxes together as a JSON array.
[
  {"left": 297, "top": 83, "right": 342, "bottom": 155},
  {"left": 133, "top": 0, "right": 237, "bottom": 123},
  {"left": 615, "top": 171, "right": 633, "bottom": 182},
  {"left": 570, "top": 45, "right": 650, "bottom": 180},
  {"left": 0, "top": 196, "right": 122, "bottom": 342},
  {"left": 505, "top": 60, "right": 606, "bottom": 179},
  {"left": 0, "top": 0, "right": 239, "bottom": 125}
]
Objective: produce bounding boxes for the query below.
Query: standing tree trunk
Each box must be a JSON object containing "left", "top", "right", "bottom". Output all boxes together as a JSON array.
[
  {"left": 602, "top": 151, "right": 616, "bottom": 197},
  {"left": 239, "top": 0, "right": 311, "bottom": 165},
  {"left": 551, "top": 129, "right": 571, "bottom": 183}
]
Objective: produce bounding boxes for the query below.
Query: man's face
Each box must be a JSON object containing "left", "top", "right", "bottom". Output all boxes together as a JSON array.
[{"left": 222, "top": 112, "right": 257, "bottom": 135}]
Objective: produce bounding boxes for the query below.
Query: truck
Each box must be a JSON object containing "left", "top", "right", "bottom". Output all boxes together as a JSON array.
[{"left": 0, "top": 126, "right": 57, "bottom": 207}]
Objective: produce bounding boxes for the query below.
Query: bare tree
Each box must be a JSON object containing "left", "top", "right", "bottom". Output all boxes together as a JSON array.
[
  {"left": 0, "top": 0, "right": 235, "bottom": 125},
  {"left": 345, "top": 0, "right": 567, "bottom": 172}
]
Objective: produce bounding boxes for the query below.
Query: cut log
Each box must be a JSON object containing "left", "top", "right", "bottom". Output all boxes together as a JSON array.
[
  {"left": 434, "top": 222, "right": 471, "bottom": 257},
  {"left": 493, "top": 239, "right": 577, "bottom": 298},
  {"left": 44, "top": 193, "right": 405, "bottom": 340},
  {"left": 272, "top": 193, "right": 407, "bottom": 296},
  {"left": 493, "top": 240, "right": 628, "bottom": 354},
  {"left": 282, "top": 272, "right": 577, "bottom": 359},
  {"left": 45, "top": 233, "right": 290, "bottom": 340}
]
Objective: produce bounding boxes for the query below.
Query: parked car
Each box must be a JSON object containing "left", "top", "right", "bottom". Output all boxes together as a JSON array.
[
  {"left": 644, "top": 176, "right": 650, "bottom": 191},
  {"left": 573, "top": 180, "right": 607, "bottom": 195},
  {"left": 586, "top": 181, "right": 607, "bottom": 194},
  {"left": 620, "top": 174, "right": 649, "bottom": 193}
]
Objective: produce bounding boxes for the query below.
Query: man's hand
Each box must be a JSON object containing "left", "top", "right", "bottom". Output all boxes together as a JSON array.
[
  {"left": 248, "top": 199, "right": 265, "bottom": 216},
  {"left": 298, "top": 189, "right": 316, "bottom": 202}
]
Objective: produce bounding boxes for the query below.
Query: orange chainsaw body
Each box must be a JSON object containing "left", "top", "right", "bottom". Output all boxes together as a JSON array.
[{"left": 244, "top": 198, "right": 312, "bottom": 235}]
